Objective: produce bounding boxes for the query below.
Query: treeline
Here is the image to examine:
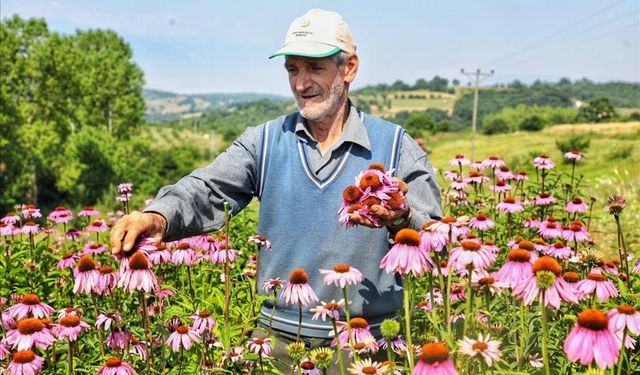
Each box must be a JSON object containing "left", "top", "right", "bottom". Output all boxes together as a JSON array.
[
  {"left": 354, "top": 75, "right": 456, "bottom": 95},
  {"left": 451, "top": 79, "right": 640, "bottom": 130},
  {"left": 0, "top": 16, "right": 205, "bottom": 212},
  {"left": 172, "top": 99, "right": 294, "bottom": 143}
]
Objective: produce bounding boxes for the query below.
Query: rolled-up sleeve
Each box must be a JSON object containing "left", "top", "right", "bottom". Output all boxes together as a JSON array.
[
  {"left": 397, "top": 133, "right": 443, "bottom": 230},
  {"left": 144, "top": 125, "right": 261, "bottom": 242}
]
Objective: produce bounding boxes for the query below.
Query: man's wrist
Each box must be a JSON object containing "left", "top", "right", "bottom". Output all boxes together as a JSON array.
[{"left": 387, "top": 206, "right": 412, "bottom": 232}]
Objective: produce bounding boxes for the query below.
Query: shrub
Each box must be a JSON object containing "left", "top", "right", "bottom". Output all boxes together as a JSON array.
[
  {"left": 555, "top": 134, "right": 591, "bottom": 154},
  {"left": 482, "top": 118, "right": 510, "bottom": 135},
  {"left": 607, "top": 144, "right": 635, "bottom": 160},
  {"left": 519, "top": 115, "right": 544, "bottom": 132}
]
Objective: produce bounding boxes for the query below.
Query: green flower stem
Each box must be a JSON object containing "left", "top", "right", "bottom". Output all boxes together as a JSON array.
[
  {"left": 186, "top": 265, "right": 197, "bottom": 311},
  {"left": 297, "top": 302, "right": 302, "bottom": 343},
  {"left": 432, "top": 251, "right": 450, "bottom": 340},
  {"left": 140, "top": 291, "right": 154, "bottom": 374},
  {"left": 268, "top": 291, "right": 277, "bottom": 335},
  {"left": 90, "top": 294, "right": 106, "bottom": 356},
  {"left": 342, "top": 287, "right": 353, "bottom": 349},
  {"left": 617, "top": 328, "right": 627, "bottom": 375},
  {"left": 403, "top": 275, "right": 415, "bottom": 372},
  {"left": 223, "top": 201, "right": 231, "bottom": 325},
  {"left": 385, "top": 337, "right": 395, "bottom": 374},
  {"left": 463, "top": 264, "right": 474, "bottom": 337},
  {"left": 540, "top": 294, "right": 550, "bottom": 375},
  {"left": 67, "top": 339, "right": 73, "bottom": 375},
  {"left": 331, "top": 319, "right": 346, "bottom": 375}
]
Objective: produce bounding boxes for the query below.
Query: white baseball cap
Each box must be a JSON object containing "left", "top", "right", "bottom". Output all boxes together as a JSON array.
[{"left": 269, "top": 9, "right": 356, "bottom": 59}]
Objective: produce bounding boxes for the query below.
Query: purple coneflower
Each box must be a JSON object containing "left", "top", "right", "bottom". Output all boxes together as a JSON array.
[
  {"left": 513, "top": 256, "right": 578, "bottom": 309},
  {"left": 5, "top": 294, "right": 54, "bottom": 320},
  {"left": 538, "top": 217, "right": 563, "bottom": 239},
  {"left": 166, "top": 325, "right": 199, "bottom": 352},
  {"left": 280, "top": 269, "right": 319, "bottom": 306},
  {"left": 247, "top": 337, "right": 272, "bottom": 357},
  {"left": 117, "top": 183, "right": 133, "bottom": 193},
  {"left": 77, "top": 207, "right": 100, "bottom": 217},
  {"left": 106, "top": 328, "right": 132, "bottom": 350},
  {"left": 534, "top": 192, "right": 556, "bottom": 206},
  {"left": 57, "top": 252, "right": 78, "bottom": 269},
  {"left": 1, "top": 212, "right": 20, "bottom": 225},
  {"left": 564, "top": 150, "right": 583, "bottom": 160},
  {"left": 562, "top": 221, "right": 590, "bottom": 242},
  {"left": 95, "top": 265, "right": 118, "bottom": 295},
  {"left": 333, "top": 317, "right": 375, "bottom": 348},
  {"left": 608, "top": 305, "right": 640, "bottom": 335},
  {"left": 0, "top": 223, "right": 14, "bottom": 236},
  {"left": 565, "top": 197, "right": 588, "bottom": 213},
  {"left": 464, "top": 171, "right": 489, "bottom": 185},
  {"left": 117, "top": 252, "right": 159, "bottom": 293},
  {"left": 380, "top": 229, "right": 432, "bottom": 277},
  {"left": 97, "top": 357, "right": 136, "bottom": 375},
  {"left": 86, "top": 219, "right": 108, "bottom": 232},
  {"left": 495, "top": 167, "right": 515, "bottom": 181},
  {"left": 96, "top": 312, "right": 122, "bottom": 331},
  {"left": 209, "top": 243, "right": 238, "bottom": 265},
  {"left": 57, "top": 307, "right": 82, "bottom": 320},
  {"left": 563, "top": 308, "right": 619, "bottom": 369},
  {"left": 532, "top": 155, "right": 555, "bottom": 170},
  {"left": 576, "top": 272, "right": 619, "bottom": 302},
  {"left": 443, "top": 170, "right": 458, "bottom": 181},
  {"left": 170, "top": 242, "right": 199, "bottom": 266},
  {"left": 493, "top": 249, "right": 533, "bottom": 288},
  {"left": 73, "top": 256, "right": 100, "bottom": 295},
  {"left": 319, "top": 264, "right": 363, "bottom": 288},
  {"left": 262, "top": 278, "right": 285, "bottom": 294},
  {"left": 21, "top": 205, "right": 42, "bottom": 219},
  {"left": 450, "top": 178, "right": 467, "bottom": 190},
  {"left": 482, "top": 155, "right": 505, "bottom": 169},
  {"left": 248, "top": 234, "right": 272, "bottom": 250},
  {"left": 5, "top": 318, "right": 56, "bottom": 350},
  {"left": 21, "top": 221, "right": 40, "bottom": 234},
  {"left": 7, "top": 350, "right": 44, "bottom": 375},
  {"left": 413, "top": 342, "right": 458, "bottom": 375},
  {"left": 310, "top": 299, "right": 345, "bottom": 321},
  {"left": 544, "top": 242, "right": 574, "bottom": 259},
  {"left": 189, "top": 311, "right": 215, "bottom": 334},
  {"left": 47, "top": 206, "right": 73, "bottom": 224},
  {"left": 469, "top": 213, "right": 495, "bottom": 231},
  {"left": 458, "top": 333, "right": 502, "bottom": 367},
  {"left": 222, "top": 346, "right": 244, "bottom": 363},
  {"left": 54, "top": 315, "right": 90, "bottom": 341},
  {"left": 449, "top": 154, "right": 470, "bottom": 166},
  {"left": 129, "top": 336, "right": 148, "bottom": 361},
  {"left": 449, "top": 241, "right": 495, "bottom": 271},
  {"left": 496, "top": 196, "right": 523, "bottom": 213},
  {"left": 489, "top": 180, "right": 511, "bottom": 193}
]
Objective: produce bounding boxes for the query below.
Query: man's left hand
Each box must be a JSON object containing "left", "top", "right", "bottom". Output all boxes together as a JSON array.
[{"left": 349, "top": 178, "right": 411, "bottom": 229}]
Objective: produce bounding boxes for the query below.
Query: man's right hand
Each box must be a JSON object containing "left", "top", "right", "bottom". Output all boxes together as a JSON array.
[{"left": 110, "top": 211, "right": 167, "bottom": 255}]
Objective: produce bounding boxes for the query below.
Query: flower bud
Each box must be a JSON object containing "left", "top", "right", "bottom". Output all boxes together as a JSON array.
[{"left": 380, "top": 319, "right": 401, "bottom": 340}]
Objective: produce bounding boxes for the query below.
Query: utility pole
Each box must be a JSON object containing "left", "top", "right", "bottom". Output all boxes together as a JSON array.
[{"left": 460, "top": 69, "right": 494, "bottom": 162}]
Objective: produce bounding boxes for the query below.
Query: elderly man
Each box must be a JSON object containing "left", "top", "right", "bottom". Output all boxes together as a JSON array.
[{"left": 111, "top": 8, "right": 441, "bottom": 370}]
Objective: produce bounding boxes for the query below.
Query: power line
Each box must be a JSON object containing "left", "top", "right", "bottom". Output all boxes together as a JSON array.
[
  {"left": 499, "top": 21, "right": 639, "bottom": 70},
  {"left": 487, "top": 0, "right": 634, "bottom": 66}
]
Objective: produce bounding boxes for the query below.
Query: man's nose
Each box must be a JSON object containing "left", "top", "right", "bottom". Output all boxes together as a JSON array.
[{"left": 294, "top": 71, "right": 312, "bottom": 93}]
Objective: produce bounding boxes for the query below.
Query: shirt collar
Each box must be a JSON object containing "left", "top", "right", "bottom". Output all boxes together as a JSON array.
[{"left": 294, "top": 100, "right": 371, "bottom": 151}]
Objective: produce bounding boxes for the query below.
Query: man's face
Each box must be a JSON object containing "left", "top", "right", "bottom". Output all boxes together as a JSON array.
[{"left": 284, "top": 56, "right": 346, "bottom": 121}]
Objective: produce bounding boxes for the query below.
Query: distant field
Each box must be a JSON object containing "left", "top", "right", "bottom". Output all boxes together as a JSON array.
[
  {"left": 426, "top": 121, "right": 640, "bottom": 255},
  {"left": 353, "top": 89, "right": 459, "bottom": 117}
]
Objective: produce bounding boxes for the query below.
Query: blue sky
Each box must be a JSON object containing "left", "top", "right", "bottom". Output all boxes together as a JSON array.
[{"left": 2, "top": 0, "right": 638, "bottom": 95}]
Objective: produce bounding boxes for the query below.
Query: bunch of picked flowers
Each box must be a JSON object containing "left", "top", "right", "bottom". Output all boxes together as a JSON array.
[{"left": 338, "top": 163, "right": 404, "bottom": 227}]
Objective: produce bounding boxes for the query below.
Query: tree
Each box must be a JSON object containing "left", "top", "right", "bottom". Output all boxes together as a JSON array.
[
  {"left": 404, "top": 112, "right": 435, "bottom": 137},
  {"left": 577, "top": 97, "right": 616, "bottom": 123},
  {"left": 482, "top": 118, "right": 509, "bottom": 135}
]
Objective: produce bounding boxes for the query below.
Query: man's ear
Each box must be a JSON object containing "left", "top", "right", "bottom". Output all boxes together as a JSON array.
[{"left": 343, "top": 53, "right": 359, "bottom": 84}]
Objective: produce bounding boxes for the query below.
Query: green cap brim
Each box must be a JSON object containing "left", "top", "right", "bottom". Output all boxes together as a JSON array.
[{"left": 268, "top": 46, "right": 341, "bottom": 59}]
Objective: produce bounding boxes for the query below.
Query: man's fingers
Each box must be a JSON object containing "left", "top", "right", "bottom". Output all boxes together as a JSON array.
[
  {"left": 370, "top": 205, "right": 396, "bottom": 221},
  {"left": 110, "top": 220, "right": 128, "bottom": 254},
  {"left": 121, "top": 224, "right": 143, "bottom": 254},
  {"left": 391, "top": 177, "right": 408, "bottom": 194}
]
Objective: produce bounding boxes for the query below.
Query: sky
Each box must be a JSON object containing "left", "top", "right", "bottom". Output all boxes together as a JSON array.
[{"left": 2, "top": 0, "right": 639, "bottom": 95}]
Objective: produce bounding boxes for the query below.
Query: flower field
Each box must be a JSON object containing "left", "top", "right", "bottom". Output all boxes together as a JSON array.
[{"left": 0, "top": 151, "right": 638, "bottom": 375}]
